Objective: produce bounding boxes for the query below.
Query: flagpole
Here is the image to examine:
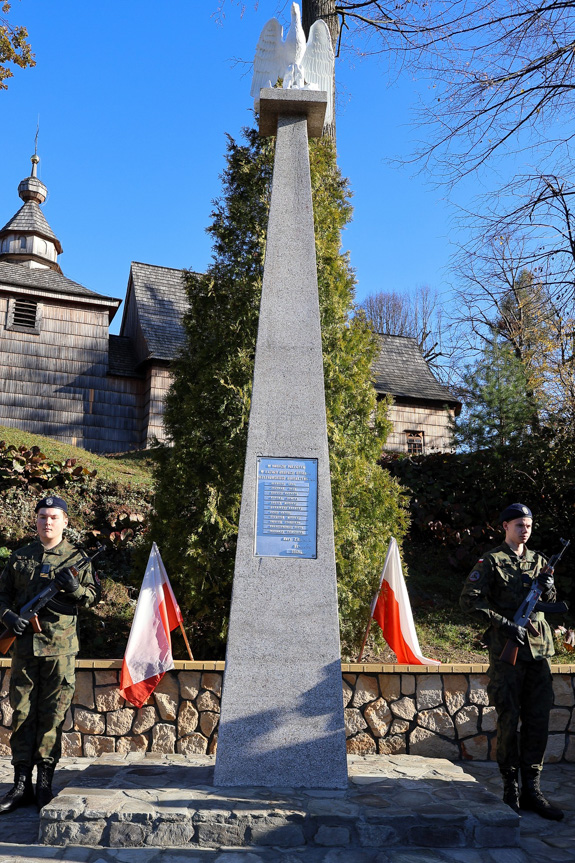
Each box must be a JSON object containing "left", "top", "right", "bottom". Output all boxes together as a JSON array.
[
  {"left": 356, "top": 581, "right": 385, "bottom": 663},
  {"left": 356, "top": 615, "right": 374, "bottom": 664},
  {"left": 356, "top": 539, "right": 396, "bottom": 663},
  {"left": 179, "top": 622, "right": 194, "bottom": 661}
]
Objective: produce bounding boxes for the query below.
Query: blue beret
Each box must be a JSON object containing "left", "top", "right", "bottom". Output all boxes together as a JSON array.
[
  {"left": 499, "top": 503, "right": 532, "bottom": 524},
  {"left": 35, "top": 496, "right": 68, "bottom": 514}
]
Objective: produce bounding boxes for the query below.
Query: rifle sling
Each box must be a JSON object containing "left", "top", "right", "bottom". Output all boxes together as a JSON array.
[{"left": 534, "top": 600, "right": 569, "bottom": 615}]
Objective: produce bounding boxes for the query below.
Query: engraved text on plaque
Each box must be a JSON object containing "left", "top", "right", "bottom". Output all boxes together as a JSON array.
[{"left": 255, "top": 457, "right": 318, "bottom": 558}]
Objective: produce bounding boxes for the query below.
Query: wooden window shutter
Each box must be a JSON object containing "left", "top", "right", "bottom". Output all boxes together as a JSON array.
[{"left": 6, "top": 298, "right": 42, "bottom": 334}]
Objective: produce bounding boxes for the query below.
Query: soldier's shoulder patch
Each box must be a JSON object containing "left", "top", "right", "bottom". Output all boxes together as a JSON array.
[{"left": 468, "top": 570, "right": 482, "bottom": 582}]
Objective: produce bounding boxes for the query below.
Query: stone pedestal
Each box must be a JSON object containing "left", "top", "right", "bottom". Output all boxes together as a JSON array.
[
  {"left": 39, "top": 755, "right": 521, "bottom": 851},
  {"left": 214, "top": 90, "right": 348, "bottom": 789}
]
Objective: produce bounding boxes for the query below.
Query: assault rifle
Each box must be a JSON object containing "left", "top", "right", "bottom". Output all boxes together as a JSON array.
[
  {"left": 0, "top": 543, "right": 105, "bottom": 655},
  {"left": 500, "top": 538, "right": 570, "bottom": 666}
]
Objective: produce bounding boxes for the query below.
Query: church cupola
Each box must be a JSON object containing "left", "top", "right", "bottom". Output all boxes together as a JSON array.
[{"left": 0, "top": 154, "right": 63, "bottom": 273}]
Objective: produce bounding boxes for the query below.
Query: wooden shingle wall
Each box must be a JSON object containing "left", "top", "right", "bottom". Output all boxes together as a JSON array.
[
  {"left": 385, "top": 399, "right": 455, "bottom": 453},
  {"left": 141, "top": 365, "right": 171, "bottom": 446},
  {"left": 0, "top": 293, "right": 143, "bottom": 452},
  {"left": 95, "top": 375, "right": 144, "bottom": 453},
  {"left": 0, "top": 275, "right": 459, "bottom": 456}
]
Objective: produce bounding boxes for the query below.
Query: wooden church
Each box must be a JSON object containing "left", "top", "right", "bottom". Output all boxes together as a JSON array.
[
  {"left": 0, "top": 157, "right": 459, "bottom": 454},
  {"left": 0, "top": 155, "right": 190, "bottom": 452}
]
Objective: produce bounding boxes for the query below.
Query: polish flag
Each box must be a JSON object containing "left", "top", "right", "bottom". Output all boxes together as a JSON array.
[
  {"left": 120, "top": 543, "right": 184, "bottom": 708},
  {"left": 371, "top": 538, "right": 440, "bottom": 666}
]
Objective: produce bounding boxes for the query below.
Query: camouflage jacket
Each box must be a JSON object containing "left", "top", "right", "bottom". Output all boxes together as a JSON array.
[
  {"left": 459, "top": 542, "right": 556, "bottom": 661},
  {"left": 0, "top": 538, "right": 101, "bottom": 658}
]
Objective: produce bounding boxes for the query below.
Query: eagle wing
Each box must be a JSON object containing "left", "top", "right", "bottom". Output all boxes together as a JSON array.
[
  {"left": 302, "top": 19, "right": 335, "bottom": 126},
  {"left": 251, "top": 18, "right": 284, "bottom": 103}
]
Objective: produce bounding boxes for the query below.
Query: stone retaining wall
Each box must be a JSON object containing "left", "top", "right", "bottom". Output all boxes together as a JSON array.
[
  {"left": 0, "top": 660, "right": 573, "bottom": 762},
  {"left": 342, "top": 664, "right": 575, "bottom": 763}
]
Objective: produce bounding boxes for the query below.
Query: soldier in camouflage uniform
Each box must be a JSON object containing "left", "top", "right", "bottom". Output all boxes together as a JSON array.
[
  {"left": 0, "top": 496, "right": 100, "bottom": 812},
  {"left": 460, "top": 502, "right": 563, "bottom": 820}
]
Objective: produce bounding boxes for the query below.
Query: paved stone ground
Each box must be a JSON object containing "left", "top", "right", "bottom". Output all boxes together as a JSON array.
[
  {"left": 0, "top": 756, "right": 571, "bottom": 862},
  {"left": 463, "top": 761, "right": 575, "bottom": 862}
]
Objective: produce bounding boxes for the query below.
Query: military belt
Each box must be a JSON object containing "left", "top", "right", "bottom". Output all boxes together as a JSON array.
[{"left": 44, "top": 597, "right": 78, "bottom": 615}]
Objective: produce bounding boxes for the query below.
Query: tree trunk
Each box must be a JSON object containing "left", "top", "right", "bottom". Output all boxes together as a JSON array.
[{"left": 302, "top": 0, "right": 339, "bottom": 139}]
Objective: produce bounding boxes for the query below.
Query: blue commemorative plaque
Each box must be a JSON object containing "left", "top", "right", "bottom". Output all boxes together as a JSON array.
[{"left": 255, "top": 457, "right": 318, "bottom": 558}]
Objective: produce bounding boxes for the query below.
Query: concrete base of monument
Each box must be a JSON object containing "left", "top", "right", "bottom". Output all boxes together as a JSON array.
[{"left": 38, "top": 753, "right": 520, "bottom": 852}]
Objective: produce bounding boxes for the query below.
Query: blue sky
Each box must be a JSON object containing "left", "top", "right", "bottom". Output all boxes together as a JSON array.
[{"left": 2, "top": 1, "right": 465, "bottom": 335}]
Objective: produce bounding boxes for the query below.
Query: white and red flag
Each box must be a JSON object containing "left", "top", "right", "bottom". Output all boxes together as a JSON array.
[
  {"left": 371, "top": 537, "right": 440, "bottom": 666},
  {"left": 120, "top": 542, "right": 184, "bottom": 708}
]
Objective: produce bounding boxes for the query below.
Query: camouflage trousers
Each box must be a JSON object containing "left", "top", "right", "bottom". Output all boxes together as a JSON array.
[
  {"left": 487, "top": 654, "right": 553, "bottom": 772},
  {"left": 9, "top": 654, "right": 76, "bottom": 767}
]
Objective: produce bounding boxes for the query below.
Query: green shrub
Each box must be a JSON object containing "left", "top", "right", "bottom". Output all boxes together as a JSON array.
[{"left": 382, "top": 437, "right": 575, "bottom": 601}]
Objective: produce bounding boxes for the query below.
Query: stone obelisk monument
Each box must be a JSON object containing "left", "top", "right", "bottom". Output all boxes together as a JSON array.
[{"left": 214, "top": 83, "right": 348, "bottom": 789}]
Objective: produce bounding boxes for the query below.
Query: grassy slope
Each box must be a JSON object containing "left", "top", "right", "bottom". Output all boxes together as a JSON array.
[{"left": 0, "top": 425, "right": 157, "bottom": 487}]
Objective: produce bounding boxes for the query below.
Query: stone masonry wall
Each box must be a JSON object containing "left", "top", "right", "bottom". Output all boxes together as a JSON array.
[
  {"left": 0, "top": 660, "right": 223, "bottom": 760},
  {"left": 342, "top": 666, "right": 575, "bottom": 763},
  {"left": 0, "top": 660, "right": 573, "bottom": 762}
]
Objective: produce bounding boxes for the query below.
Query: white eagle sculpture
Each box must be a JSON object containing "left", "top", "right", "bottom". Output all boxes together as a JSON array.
[{"left": 251, "top": 2, "right": 335, "bottom": 127}]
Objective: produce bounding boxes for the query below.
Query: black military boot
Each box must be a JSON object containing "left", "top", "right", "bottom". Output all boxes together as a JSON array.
[
  {"left": 500, "top": 767, "right": 520, "bottom": 813},
  {"left": 520, "top": 768, "right": 564, "bottom": 821},
  {"left": 35, "top": 762, "right": 55, "bottom": 811},
  {"left": 0, "top": 765, "right": 34, "bottom": 813}
]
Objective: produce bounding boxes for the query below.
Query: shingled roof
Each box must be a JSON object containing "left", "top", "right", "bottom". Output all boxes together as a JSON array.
[
  {"left": 126, "top": 262, "right": 190, "bottom": 362},
  {"left": 117, "top": 268, "right": 461, "bottom": 413},
  {"left": 0, "top": 202, "right": 63, "bottom": 253},
  {"left": 0, "top": 260, "right": 121, "bottom": 313},
  {"left": 373, "top": 334, "right": 460, "bottom": 407}
]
